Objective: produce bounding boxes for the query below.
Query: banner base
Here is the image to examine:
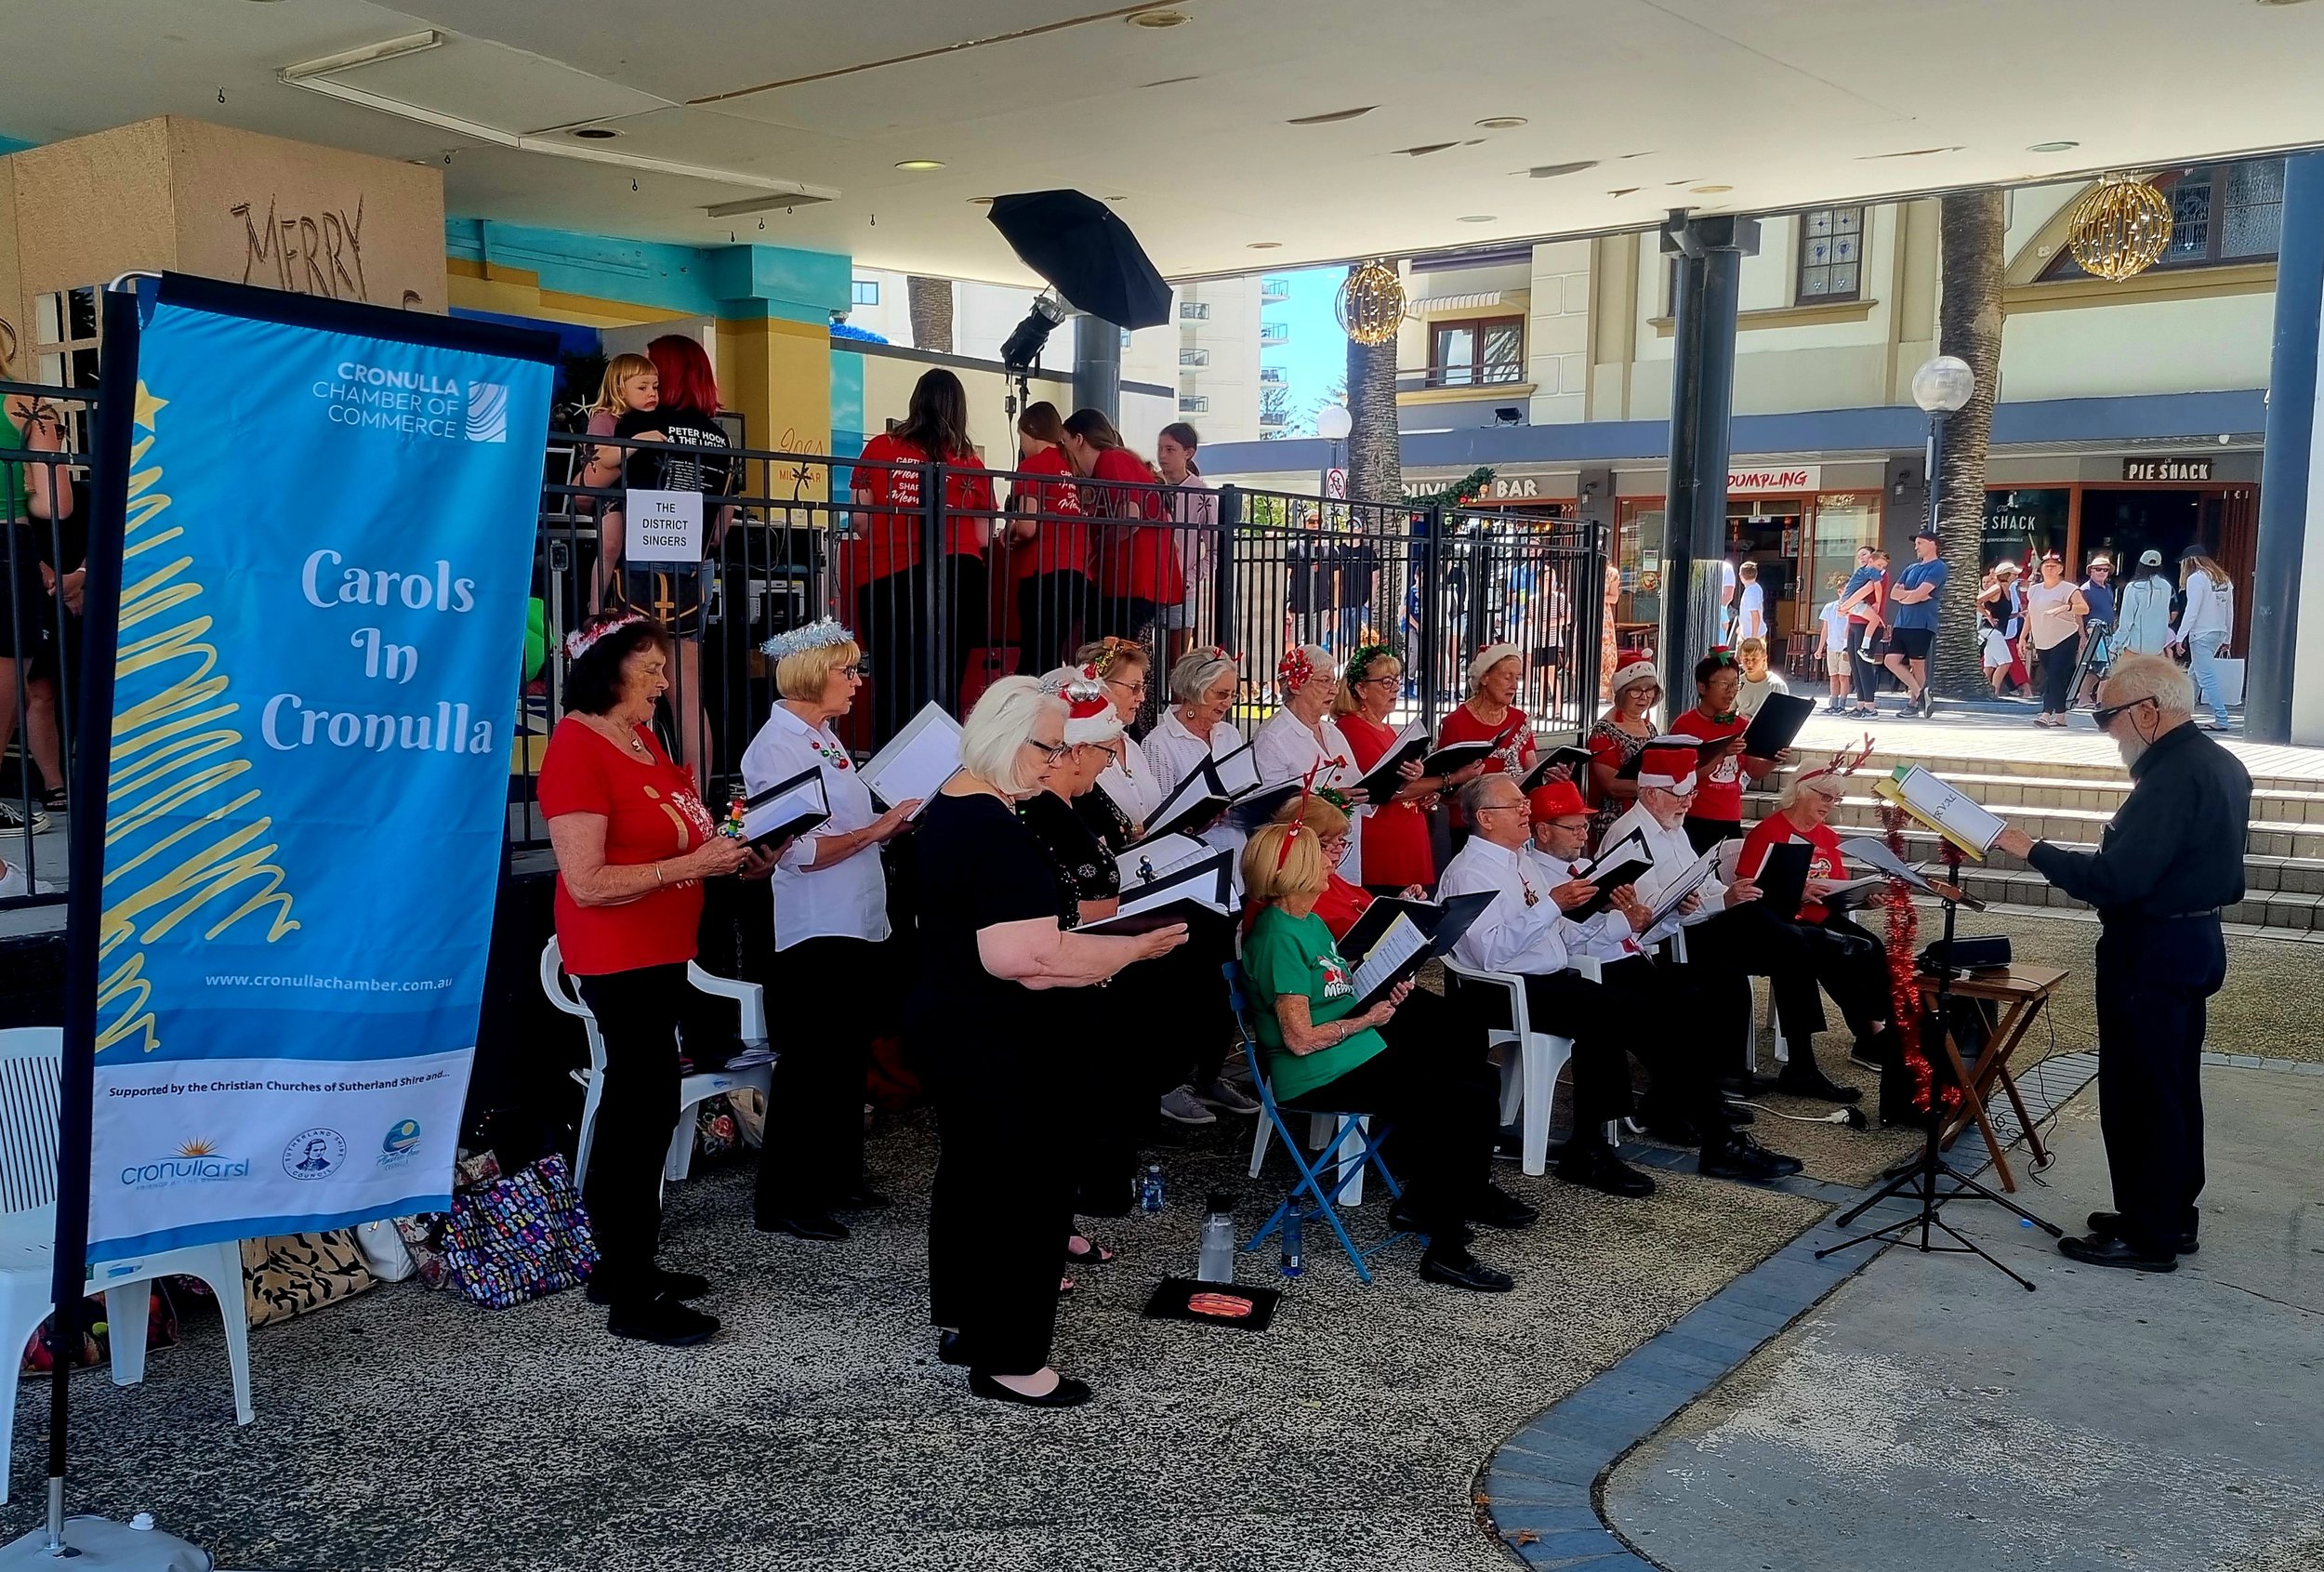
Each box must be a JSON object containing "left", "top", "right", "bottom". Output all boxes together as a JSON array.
[{"left": 0, "top": 1516, "right": 212, "bottom": 1570}]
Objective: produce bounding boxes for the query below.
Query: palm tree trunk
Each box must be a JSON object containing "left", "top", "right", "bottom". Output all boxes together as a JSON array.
[
  {"left": 1345, "top": 261, "right": 1402, "bottom": 504},
  {"left": 1932, "top": 191, "right": 2005, "bottom": 697},
  {"left": 906, "top": 275, "right": 954, "bottom": 354}
]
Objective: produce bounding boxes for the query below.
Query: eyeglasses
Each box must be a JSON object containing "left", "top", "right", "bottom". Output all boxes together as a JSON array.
[
  {"left": 1354, "top": 675, "right": 1399, "bottom": 688},
  {"left": 1023, "top": 738, "right": 1073, "bottom": 763},
  {"left": 1107, "top": 678, "right": 1147, "bottom": 696},
  {"left": 2092, "top": 694, "right": 2156, "bottom": 729},
  {"left": 839, "top": 662, "right": 871, "bottom": 678},
  {"left": 1473, "top": 800, "right": 1526, "bottom": 815}
]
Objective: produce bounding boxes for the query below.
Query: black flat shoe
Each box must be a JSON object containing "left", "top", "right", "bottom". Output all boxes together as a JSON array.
[
  {"left": 1775, "top": 1064, "right": 1863, "bottom": 1104},
  {"left": 835, "top": 1187, "right": 891, "bottom": 1211},
  {"left": 2087, "top": 1210, "right": 2199, "bottom": 1256},
  {"left": 1699, "top": 1133, "right": 1804, "bottom": 1182},
  {"left": 606, "top": 1293, "right": 720, "bottom": 1347},
  {"left": 587, "top": 1265, "right": 710, "bottom": 1305},
  {"left": 1557, "top": 1143, "right": 1657, "bottom": 1198},
  {"left": 1419, "top": 1245, "right": 1514, "bottom": 1293},
  {"left": 758, "top": 1212, "right": 850, "bottom": 1242},
  {"left": 938, "top": 1330, "right": 969, "bottom": 1367},
  {"left": 1063, "top": 1236, "right": 1118, "bottom": 1265},
  {"left": 2058, "top": 1232, "right": 2177, "bottom": 1272},
  {"left": 968, "top": 1370, "right": 1094, "bottom": 1407},
  {"left": 1469, "top": 1182, "right": 1539, "bottom": 1230}
]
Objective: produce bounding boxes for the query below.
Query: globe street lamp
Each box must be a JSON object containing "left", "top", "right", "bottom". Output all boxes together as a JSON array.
[
  {"left": 1316, "top": 403, "right": 1353, "bottom": 498},
  {"left": 1911, "top": 355, "right": 1974, "bottom": 538}
]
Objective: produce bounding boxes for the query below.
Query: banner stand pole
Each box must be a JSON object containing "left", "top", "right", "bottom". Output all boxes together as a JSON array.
[{"left": 0, "top": 280, "right": 212, "bottom": 1570}]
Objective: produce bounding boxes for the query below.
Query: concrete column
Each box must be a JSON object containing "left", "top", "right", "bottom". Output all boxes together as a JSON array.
[
  {"left": 1658, "top": 213, "right": 1760, "bottom": 690},
  {"left": 1071, "top": 313, "right": 1121, "bottom": 423},
  {"left": 2254, "top": 152, "right": 2324, "bottom": 742}
]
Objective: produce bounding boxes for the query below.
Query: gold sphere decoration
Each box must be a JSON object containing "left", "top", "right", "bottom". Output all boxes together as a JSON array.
[
  {"left": 1337, "top": 259, "right": 1407, "bottom": 346},
  {"left": 2065, "top": 174, "right": 2174, "bottom": 282}
]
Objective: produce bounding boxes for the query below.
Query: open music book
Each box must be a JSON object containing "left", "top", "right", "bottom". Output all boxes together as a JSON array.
[
  {"left": 1559, "top": 851, "right": 1653, "bottom": 921},
  {"left": 1640, "top": 846, "right": 1722, "bottom": 929},
  {"left": 1740, "top": 691, "right": 1816, "bottom": 760},
  {"left": 1874, "top": 764, "right": 2004, "bottom": 859},
  {"left": 1348, "top": 722, "right": 1429, "bottom": 799},
  {"left": 1514, "top": 744, "right": 1595, "bottom": 794},
  {"left": 862, "top": 703, "right": 962, "bottom": 817},
  {"left": 1339, "top": 890, "right": 1498, "bottom": 1010},
  {"left": 738, "top": 767, "right": 830, "bottom": 851},
  {"left": 1840, "top": 835, "right": 1986, "bottom": 910},
  {"left": 1076, "top": 850, "right": 1236, "bottom": 937}
]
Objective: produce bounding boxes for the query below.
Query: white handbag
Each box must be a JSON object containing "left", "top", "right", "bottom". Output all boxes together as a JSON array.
[{"left": 353, "top": 1218, "right": 416, "bottom": 1283}]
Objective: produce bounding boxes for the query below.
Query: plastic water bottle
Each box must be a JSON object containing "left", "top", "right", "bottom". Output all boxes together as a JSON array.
[
  {"left": 1196, "top": 1190, "right": 1236, "bottom": 1283},
  {"left": 1139, "top": 1164, "right": 1166, "bottom": 1213},
  {"left": 1280, "top": 1207, "right": 1304, "bottom": 1278}
]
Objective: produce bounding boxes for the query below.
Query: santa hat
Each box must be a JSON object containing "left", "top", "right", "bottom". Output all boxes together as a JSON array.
[
  {"left": 1635, "top": 737, "right": 1701, "bottom": 795},
  {"left": 1469, "top": 643, "right": 1524, "bottom": 687},
  {"left": 1042, "top": 665, "right": 1123, "bottom": 746},
  {"left": 1528, "top": 780, "right": 1590, "bottom": 820},
  {"left": 1609, "top": 658, "right": 1658, "bottom": 697}
]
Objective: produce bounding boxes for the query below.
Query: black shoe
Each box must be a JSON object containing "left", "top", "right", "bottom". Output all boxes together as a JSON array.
[
  {"left": 835, "top": 1186, "right": 891, "bottom": 1211},
  {"left": 587, "top": 1265, "right": 710, "bottom": 1306},
  {"left": 758, "top": 1211, "right": 850, "bottom": 1242},
  {"left": 2087, "top": 1209, "right": 2199, "bottom": 1256},
  {"left": 968, "top": 1370, "right": 1094, "bottom": 1407},
  {"left": 1715, "top": 1101, "right": 1756, "bottom": 1127},
  {"left": 1469, "top": 1182, "right": 1539, "bottom": 1230},
  {"left": 938, "top": 1330, "right": 969, "bottom": 1367},
  {"left": 1556, "top": 1143, "right": 1657, "bottom": 1198},
  {"left": 1419, "top": 1244, "right": 1515, "bottom": 1293},
  {"left": 606, "top": 1293, "right": 720, "bottom": 1347},
  {"left": 1776, "top": 1063, "right": 1863, "bottom": 1104},
  {"left": 2057, "top": 1232, "right": 2178, "bottom": 1273},
  {"left": 1698, "top": 1132, "right": 1805, "bottom": 1182},
  {"left": 1716, "top": 1071, "right": 1785, "bottom": 1099}
]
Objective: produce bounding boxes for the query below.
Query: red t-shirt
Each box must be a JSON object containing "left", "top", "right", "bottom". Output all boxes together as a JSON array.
[
  {"left": 1671, "top": 707, "right": 1750, "bottom": 824},
  {"left": 1009, "top": 443, "right": 1094, "bottom": 582},
  {"left": 842, "top": 432, "right": 998, "bottom": 590},
  {"left": 1240, "top": 877, "right": 1373, "bottom": 944},
  {"left": 1339, "top": 713, "right": 1433, "bottom": 889},
  {"left": 1736, "top": 813, "right": 1847, "bottom": 925},
  {"left": 1089, "top": 447, "right": 1184, "bottom": 604},
  {"left": 537, "top": 717, "right": 715, "bottom": 975},
  {"left": 1436, "top": 702, "right": 1536, "bottom": 775}
]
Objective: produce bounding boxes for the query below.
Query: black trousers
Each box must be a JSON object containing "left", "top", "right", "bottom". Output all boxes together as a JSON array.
[
  {"left": 2037, "top": 633, "right": 2080, "bottom": 714},
  {"left": 573, "top": 963, "right": 687, "bottom": 1306},
  {"left": 1121, "top": 910, "right": 1235, "bottom": 1096},
  {"left": 1598, "top": 954, "right": 1733, "bottom": 1132},
  {"left": 1767, "top": 911, "right": 1895, "bottom": 1048},
  {"left": 1673, "top": 902, "right": 1826, "bottom": 1063},
  {"left": 1846, "top": 619, "right": 1880, "bottom": 703},
  {"left": 756, "top": 935, "right": 878, "bottom": 1220},
  {"left": 1284, "top": 1009, "right": 1498, "bottom": 1238},
  {"left": 2094, "top": 915, "right": 2225, "bottom": 1250},
  {"left": 927, "top": 1032, "right": 1076, "bottom": 1377},
  {"left": 1017, "top": 569, "right": 1097, "bottom": 674}
]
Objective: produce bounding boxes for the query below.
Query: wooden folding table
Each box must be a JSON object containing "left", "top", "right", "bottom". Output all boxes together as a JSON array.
[{"left": 1914, "top": 963, "right": 2067, "bottom": 1193}]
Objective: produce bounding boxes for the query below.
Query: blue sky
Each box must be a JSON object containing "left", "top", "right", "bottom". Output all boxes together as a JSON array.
[{"left": 1264, "top": 265, "right": 1349, "bottom": 436}]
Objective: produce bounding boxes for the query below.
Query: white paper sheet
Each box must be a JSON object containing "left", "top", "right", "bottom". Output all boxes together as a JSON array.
[{"left": 861, "top": 703, "right": 963, "bottom": 814}]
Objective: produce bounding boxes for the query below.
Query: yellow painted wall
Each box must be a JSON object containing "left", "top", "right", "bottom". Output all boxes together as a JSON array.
[{"left": 718, "top": 315, "right": 833, "bottom": 498}]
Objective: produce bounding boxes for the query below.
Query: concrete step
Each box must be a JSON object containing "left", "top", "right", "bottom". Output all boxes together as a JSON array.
[
  {"left": 1789, "top": 817, "right": 2324, "bottom": 897},
  {"left": 1759, "top": 765, "right": 2324, "bottom": 820},
  {"left": 1784, "top": 746, "right": 2318, "bottom": 796},
  {"left": 1949, "top": 864, "right": 2323, "bottom": 931},
  {"left": 1746, "top": 791, "right": 2324, "bottom": 863}
]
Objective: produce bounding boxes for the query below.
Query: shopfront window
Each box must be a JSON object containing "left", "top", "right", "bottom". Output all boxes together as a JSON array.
[
  {"left": 1983, "top": 488, "right": 2071, "bottom": 574},
  {"left": 1806, "top": 494, "right": 1880, "bottom": 622},
  {"left": 1615, "top": 498, "right": 1663, "bottom": 636}
]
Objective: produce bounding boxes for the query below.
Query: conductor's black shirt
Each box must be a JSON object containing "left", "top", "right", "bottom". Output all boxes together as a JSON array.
[{"left": 2027, "top": 720, "right": 2251, "bottom": 921}]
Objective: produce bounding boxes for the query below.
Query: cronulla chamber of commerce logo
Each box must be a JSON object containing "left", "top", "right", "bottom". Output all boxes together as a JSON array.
[
  {"left": 283, "top": 1127, "right": 350, "bottom": 1181},
  {"left": 310, "top": 358, "right": 508, "bottom": 443},
  {"left": 377, "top": 1118, "right": 423, "bottom": 1169},
  {"left": 120, "top": 1138, "right": 251, "bottom": 1192}
]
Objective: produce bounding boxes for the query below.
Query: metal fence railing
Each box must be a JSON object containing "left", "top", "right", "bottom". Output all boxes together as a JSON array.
[
  {"left": 1, "top": 382, "right": 1605, "bottom": 905},
  {"left": 0, "top": 378, "right": 93, "bottom": 908}
]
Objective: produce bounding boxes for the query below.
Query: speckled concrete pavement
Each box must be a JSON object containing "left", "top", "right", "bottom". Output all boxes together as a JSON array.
[
  {"left": 1603, "top": 1063, "right": 2324, "bottom": 1572},
  {"left": 3, "top": 1111, "right": 1821, "bottom": 1572}
]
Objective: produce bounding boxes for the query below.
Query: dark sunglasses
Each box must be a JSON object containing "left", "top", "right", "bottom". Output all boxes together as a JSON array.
[{"left": 2092, "top": 694, "right": 2155, "bottom": 729}]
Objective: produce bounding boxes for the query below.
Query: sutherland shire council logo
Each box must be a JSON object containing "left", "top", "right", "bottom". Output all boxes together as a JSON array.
[
  {"left": 283, "top": 1127, "right": 350, "bottom": 1181},
  {"left": 378, "top": 1118, "right": 422, "bottom": 1169},
  {"left": 119, "top": 1138, "right": 251, "bottom": 1192},
  {"left": 310, "top": 360, "right": 510, "bottom": 443}
]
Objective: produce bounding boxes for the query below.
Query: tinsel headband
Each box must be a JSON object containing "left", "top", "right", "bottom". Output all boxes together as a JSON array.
[
  {"left": 1342, "top": 642, "right": 1397, "bottom": 684},
  {"left": 1086, "top": 636, "right": 1142, "bottom": 679},
  {"left": 562, "top": 612, "right": 646, "bottom": 662},
  {"left": 759, "top": 618, "right": 855, "bottom": 662}
]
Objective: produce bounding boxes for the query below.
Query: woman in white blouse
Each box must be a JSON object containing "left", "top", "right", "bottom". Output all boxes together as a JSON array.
[
  {"left": 1077, "top": 637, "right": 1159, "bottom": 832},
  {"left": 739, "top": 620, "right": 918, "bottom": 1243},
  {"left": 1145, "top": 645, "right": 1245, "bottom": 800},
  {"left": 2169, "top": 549, "right": 2237, "bottom": 730},
  {"left": 1252, "top": 644, "right": 1363, "bottom": 789}
]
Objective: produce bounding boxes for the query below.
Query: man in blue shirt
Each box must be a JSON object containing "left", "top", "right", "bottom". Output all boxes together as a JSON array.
[
  {"left": 2076, "top": 555, "right": 2117, "bottom": 707},
  {"left": 1882, "top": 528, "right": 1948, "bottom": 717}
]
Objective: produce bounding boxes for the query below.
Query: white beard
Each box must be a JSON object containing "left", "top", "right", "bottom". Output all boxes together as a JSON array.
[{"left": 2116, "top": 732, "right": 2148, "bottom": 770}]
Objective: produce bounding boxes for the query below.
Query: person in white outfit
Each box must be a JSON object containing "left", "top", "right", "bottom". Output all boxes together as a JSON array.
[
  {"left": 2114, "top": 549, "right": 2175, "bottom": 656},
  {"left": 2168, "top": 549, "right": 2236, "bottom": 729}
]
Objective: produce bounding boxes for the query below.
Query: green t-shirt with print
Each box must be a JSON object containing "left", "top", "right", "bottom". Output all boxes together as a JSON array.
[{"left": 1242, "top": 904, "right": 1387, "bottom": 1104}]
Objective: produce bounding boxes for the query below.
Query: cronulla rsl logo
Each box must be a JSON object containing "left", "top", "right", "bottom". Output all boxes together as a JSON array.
[
  {"left": 121, "top": 1138, "right": 252, "bottom": 1191},
  {"left": 311, "top": 358, "right": 508, "bottom": 443}
]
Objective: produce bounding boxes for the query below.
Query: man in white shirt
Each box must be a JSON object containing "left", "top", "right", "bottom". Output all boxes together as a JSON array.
[{"left": 1735, "top": 559, "right": 1767, "bottom": 643}]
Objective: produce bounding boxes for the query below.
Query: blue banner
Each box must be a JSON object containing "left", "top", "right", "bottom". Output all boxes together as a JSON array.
[{"left": 86, "top": 278, "right": 553, "bottom": 1263}]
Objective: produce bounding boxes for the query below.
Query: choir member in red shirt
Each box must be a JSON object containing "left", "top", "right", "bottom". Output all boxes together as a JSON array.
[
  {"left": 1006, "top": 402, "right": 1096, "bottom": 671},
  {"left": 1670, "top": 649, "right": 1788, "bottom": 853},
  {"left": 1063, "top": 409, "right": 1182, "bottom": 648}
]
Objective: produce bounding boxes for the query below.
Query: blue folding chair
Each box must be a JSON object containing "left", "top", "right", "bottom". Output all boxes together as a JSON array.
[{"left": 1224, "top": 962, "right": 1409, "bottom": 1285}]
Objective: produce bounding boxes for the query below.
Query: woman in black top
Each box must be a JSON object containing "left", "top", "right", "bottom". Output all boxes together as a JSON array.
[
  {"left": 603, "top": 335, "right": 737, "bottom": 783},
  {"left": 912, "top": 677, "right": 1186, "bottom": 1407}
]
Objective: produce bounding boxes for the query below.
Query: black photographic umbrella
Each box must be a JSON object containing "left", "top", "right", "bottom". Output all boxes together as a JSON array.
[{"left": 987, "top": 190, "right": 1172, "bottom": 330}]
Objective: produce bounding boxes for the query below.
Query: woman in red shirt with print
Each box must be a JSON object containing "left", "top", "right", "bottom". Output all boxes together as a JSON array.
[
  {"left": 1437, "top": 643, "right": 1540, "bottom": 775},
  {"left": 1670, "top": 649, "right": 1786, "bottom": 852},
  {"left": 1061, "top": 409, "right": 1182, "bottom": 646},
  {"left": 846, "top": 369, "right": 999, "bottom": 746},
  {"left": 1006, "top": 401, "right": 1095, "bottom": 671},
  {"left": 1335, "top": 644, "right": 1450, "bottom": 893},
  {"left": 540, "top": 611, "right": 777, "bottom": 1347}
]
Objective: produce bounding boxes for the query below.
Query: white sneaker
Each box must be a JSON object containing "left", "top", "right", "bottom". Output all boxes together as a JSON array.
[
  {"left": 0, "top": 799, "right": 46, "bottom": 834},
  {"left": 1193, "top": 1077, "right": 1261, "bottom": 1115},
  {"left": 1157, "top": 1085, "right": 1218, "bottom": 1126}
]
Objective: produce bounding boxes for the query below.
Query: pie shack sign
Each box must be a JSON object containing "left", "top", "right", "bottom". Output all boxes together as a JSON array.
[{"left": 2122, "top": 456, "right": 2213, "bottom": 482}]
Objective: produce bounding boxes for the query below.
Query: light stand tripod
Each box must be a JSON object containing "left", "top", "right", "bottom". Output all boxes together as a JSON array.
[{"left": 1815, "top": 844, "right": 2063, "bottom": 1290}]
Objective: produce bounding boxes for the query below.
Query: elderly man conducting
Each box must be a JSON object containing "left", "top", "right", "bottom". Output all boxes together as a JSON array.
[
  {"left": 1993, "top": 654, "right": 2251, "bottom": 1272},
  {"left": 1440, "top": 774, "right": 1801, "bottom": 1194}
]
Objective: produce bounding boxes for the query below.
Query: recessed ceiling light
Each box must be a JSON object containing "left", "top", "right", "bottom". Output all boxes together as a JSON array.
[
  {"left": 1247, "top": 241, "right": 1282, "bottom": 249},
  {"left": 1475, "top": 116, "right": 1528, "bottom": 129},
  {"left": 1691, "top": 184, "right": 1733, "bottom": 193},
  {"left": 1287, "top": 106, "right": 1375, "bottom": 125},
  {"left": 570, "top": 126, "right": 620, "bottom": 140},
  {"left": 894, "top": 159, "right": 944, "bottom": 171},
  {"left": 1457, "top": 215, "right": 1497, "bottom": 223},
  {"left": 1129, "top": 7, "right": 1191, "bottom": 26},
  {"left": 2027, "top": 140, "right": 2080, "bottom": 152}
]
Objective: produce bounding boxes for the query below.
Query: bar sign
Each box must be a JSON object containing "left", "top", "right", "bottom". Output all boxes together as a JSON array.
[{"left": 626, "top": 489, "right": 706, "bottom": 561}]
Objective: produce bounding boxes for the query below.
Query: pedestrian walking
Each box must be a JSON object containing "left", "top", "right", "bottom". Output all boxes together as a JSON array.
[
  {"left": 2168, "top": 549, "right": 2237, "bottom": 730},
  {"left": 2114, "top": 549, "right": 2173, "bottom": 656},
  {"left": 2025, "top": 553, "right": 2088, "bottom": 728}
]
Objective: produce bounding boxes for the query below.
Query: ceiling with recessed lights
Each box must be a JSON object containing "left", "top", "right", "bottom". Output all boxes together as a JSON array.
[{"left": 3, "top": 0, "right": 2322, "bottom": 284}]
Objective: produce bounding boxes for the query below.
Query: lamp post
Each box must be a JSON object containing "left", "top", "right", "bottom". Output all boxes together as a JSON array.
[
  {"left": 1910, "top": 354, "right": 1974, "bottom": 536},
  {"left": 1316, "top": 403, "right": 1352, "bottom": 500}
]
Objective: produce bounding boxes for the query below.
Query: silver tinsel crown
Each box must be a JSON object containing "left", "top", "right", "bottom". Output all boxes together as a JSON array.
[{"left": 759, "top": 618, "right": 855, "bottom": 661}]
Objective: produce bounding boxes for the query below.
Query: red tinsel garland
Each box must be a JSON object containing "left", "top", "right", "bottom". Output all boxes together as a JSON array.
[{"left": 1877, "top": 802, "right": 1960, "bottom": 1117}]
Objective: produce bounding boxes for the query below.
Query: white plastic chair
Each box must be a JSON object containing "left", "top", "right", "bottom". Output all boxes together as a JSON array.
[
  {"left": 1441, "top": 954, "right": 1602, "bottom": 1176},
  {"left": 0, "top": 1028, "right": 251, "bottom": 1502},
  {"left": 539, "top": 939, "right": 775, "bottom": 1194}
]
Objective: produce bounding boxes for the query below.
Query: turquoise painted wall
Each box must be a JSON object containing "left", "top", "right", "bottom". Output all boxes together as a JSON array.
[{"left": 442, "top": 218, "right": 850, "bottom": 324}]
